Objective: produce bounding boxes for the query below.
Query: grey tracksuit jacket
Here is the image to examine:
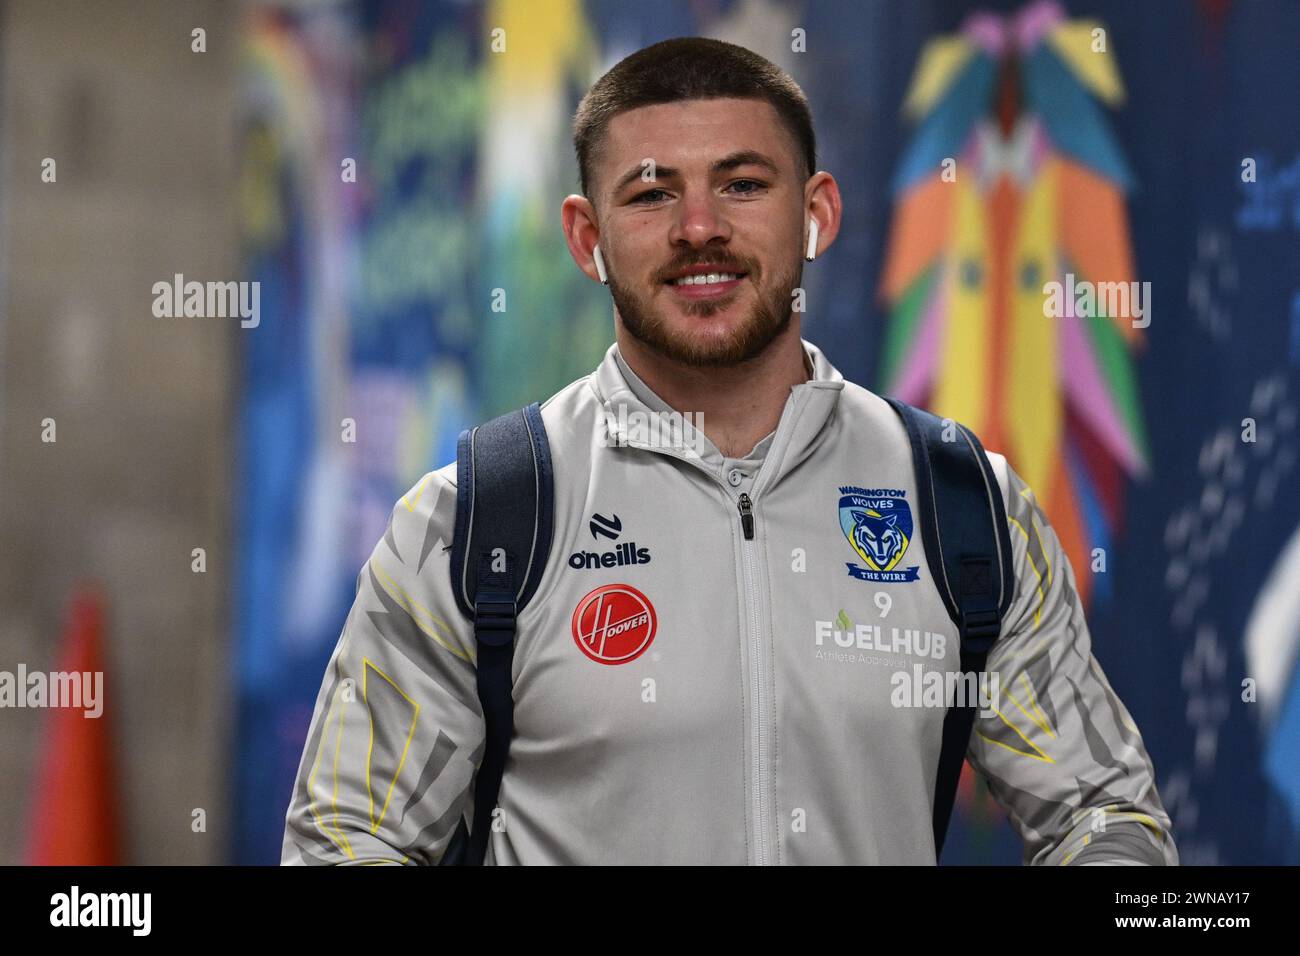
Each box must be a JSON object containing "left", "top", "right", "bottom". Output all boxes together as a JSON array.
[{"left": 281, "top": 339, "right": 1179, "bottom": 865}]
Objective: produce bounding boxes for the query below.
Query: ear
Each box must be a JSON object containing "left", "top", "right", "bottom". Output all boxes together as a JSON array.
[
  {"left": 850, "top": 510, "right": 868, "bottom": 523},
  {"left": 561, "top": 193, "right": 605, "bottom": 285},
  {"left": 803, "top": 171, "right": 843, "bottom": 262}
]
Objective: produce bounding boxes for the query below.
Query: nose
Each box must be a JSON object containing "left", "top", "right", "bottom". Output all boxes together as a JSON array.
[{"left": 667, "top": 189, "right": 732, "bottom": 249}]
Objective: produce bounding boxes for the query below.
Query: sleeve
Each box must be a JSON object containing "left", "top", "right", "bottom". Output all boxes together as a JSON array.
[
  {"left": 280, "top": 468, "right": 484, "bottom": 865},
  {"left": 964, "top": 454, "right": 1180, "bottom": 866}
]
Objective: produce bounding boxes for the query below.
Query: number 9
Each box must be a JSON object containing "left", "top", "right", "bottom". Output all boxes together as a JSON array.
[{"left": 874, "top": 592, "right": 892, "bottom": 617}]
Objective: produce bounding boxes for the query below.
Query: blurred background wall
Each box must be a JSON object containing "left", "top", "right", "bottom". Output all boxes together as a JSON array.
[
  {"left": 0, "top": 0, "right": 238, "bottom": 864},
  {"left": 1, "top": 0, "right": 1297, "bottom": 865}
]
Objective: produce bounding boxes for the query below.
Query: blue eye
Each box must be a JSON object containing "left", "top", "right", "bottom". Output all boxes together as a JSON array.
[{"left": 728, "top": 179, "right": 764, "bottom": 194}]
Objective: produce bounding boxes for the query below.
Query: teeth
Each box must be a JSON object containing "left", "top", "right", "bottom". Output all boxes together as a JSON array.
[{"left": 670, "top": 272, "right": 740, "bottom": 286}]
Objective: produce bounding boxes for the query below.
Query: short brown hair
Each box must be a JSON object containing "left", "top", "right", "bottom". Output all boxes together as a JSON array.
[{"left": 572, "top": 37, "right": 817, "bottom": 200}]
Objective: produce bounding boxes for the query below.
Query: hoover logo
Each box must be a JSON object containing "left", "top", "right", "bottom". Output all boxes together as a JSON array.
[
  {"left": 838, "top": 486, "right": 921, "bottom": 583},
  {"left": 572, "top": 584, "right": 657, "bottom": 665},
  {"left": 569, "top": 512, "right": 652, "bottom": 570}
]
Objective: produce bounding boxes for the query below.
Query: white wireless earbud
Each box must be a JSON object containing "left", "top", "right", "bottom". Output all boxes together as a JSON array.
[
  {"left": 593, "top": 245, "right": 609, "bottom": 284},
  {"left": 805, "top": 219, "right": 819, "bottom": 262}
]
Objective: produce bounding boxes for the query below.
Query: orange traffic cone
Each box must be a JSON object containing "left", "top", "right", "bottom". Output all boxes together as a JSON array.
[{"left": 25, "top": 588, "right": 123, "bottom": 864}]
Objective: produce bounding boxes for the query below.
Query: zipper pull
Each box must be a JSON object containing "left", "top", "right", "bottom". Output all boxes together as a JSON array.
[{"left": 737, "top": 492, "right": 755, "bottom": 540}]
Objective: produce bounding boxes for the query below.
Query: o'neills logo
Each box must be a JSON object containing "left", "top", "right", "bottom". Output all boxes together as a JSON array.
[
  {"left": 572, "top": 584, "right": 657, "bottom": 665},
  {"left": 569, "top": 511, "right": 652, "bottom": 570},
  {"left": 568, "top": 541, "right": 651, "bottom": 570}
]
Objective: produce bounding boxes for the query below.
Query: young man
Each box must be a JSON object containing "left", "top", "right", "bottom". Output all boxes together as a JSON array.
[{"left": 282, "top": 37, "right": 1177, "bottom": 865}]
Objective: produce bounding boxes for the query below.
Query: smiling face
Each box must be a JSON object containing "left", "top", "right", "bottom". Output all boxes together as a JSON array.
[{"left": 592, "top": 97, "right": 808, "bottom": 368}]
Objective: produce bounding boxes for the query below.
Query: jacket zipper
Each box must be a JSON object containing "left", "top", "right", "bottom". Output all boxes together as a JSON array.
[
  {"left": 737, "top": 493, "right": 755, "bottom": 539},
  {"left": 612, "top": 429, "right": 781, "bottom": 865},
  {"left": 736, "top": 491, "right": 771, "bottom": 864}
]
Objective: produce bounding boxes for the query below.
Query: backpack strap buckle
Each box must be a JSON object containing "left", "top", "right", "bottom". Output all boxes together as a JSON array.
[
  {"left": 474, "top": 594, "right": 518, "bottom": 647},
  {"left": 958, "top": 606, "right": 1001, "bottom": 651}
]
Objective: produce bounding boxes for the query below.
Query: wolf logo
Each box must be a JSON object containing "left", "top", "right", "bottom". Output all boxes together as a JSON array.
[
  {"left": 850, "top": 509, "right": 907, "bottom": 570},
  {"left": 837, "top": 486, "right": 921, "bottom": 582}
]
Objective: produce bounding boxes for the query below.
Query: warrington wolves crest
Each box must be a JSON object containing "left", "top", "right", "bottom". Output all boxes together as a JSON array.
[{"left": 837, "top": 486, "right": 921, "bottom": 583}]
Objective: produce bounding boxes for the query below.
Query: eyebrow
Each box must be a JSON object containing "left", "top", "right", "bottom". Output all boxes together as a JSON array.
[{"left": 610, "top": 150, "right": 782, "bottom": 197}]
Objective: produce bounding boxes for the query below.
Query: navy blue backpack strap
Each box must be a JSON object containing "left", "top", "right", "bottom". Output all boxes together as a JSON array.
[
  {"left": 883, "top": 396, "right": 1015, "bottom": 862},
  {"left": 443, "top": 402, "right": 553, "bottom": 865}
]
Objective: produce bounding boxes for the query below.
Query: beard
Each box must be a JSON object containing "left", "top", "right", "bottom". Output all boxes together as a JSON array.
[{"left": 609, "top": 250, "right": 804, "bottom": 368}]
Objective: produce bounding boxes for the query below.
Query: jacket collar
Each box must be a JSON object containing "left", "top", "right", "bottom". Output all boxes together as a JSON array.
[{"left": 590, "top": 337, "right": 845, "bottom": 493}]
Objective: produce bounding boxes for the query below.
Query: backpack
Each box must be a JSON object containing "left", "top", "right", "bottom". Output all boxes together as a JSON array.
[{"left": 441, "top": 397, "right": 1014, "bottom": 865}]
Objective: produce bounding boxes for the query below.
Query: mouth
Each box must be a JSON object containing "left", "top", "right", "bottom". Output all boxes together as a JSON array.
[{"left": 663, "top": 270, "right": 749, "bottom": 300}]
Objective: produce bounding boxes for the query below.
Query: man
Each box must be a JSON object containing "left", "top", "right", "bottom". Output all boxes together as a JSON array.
[{"left": 282, "top": 37, "right": 1177, "bottom": 865}]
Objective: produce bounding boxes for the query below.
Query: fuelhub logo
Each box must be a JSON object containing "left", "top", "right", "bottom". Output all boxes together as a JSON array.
[{"left": 569, "top": 512, "right": 652, "bottom": 571}]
